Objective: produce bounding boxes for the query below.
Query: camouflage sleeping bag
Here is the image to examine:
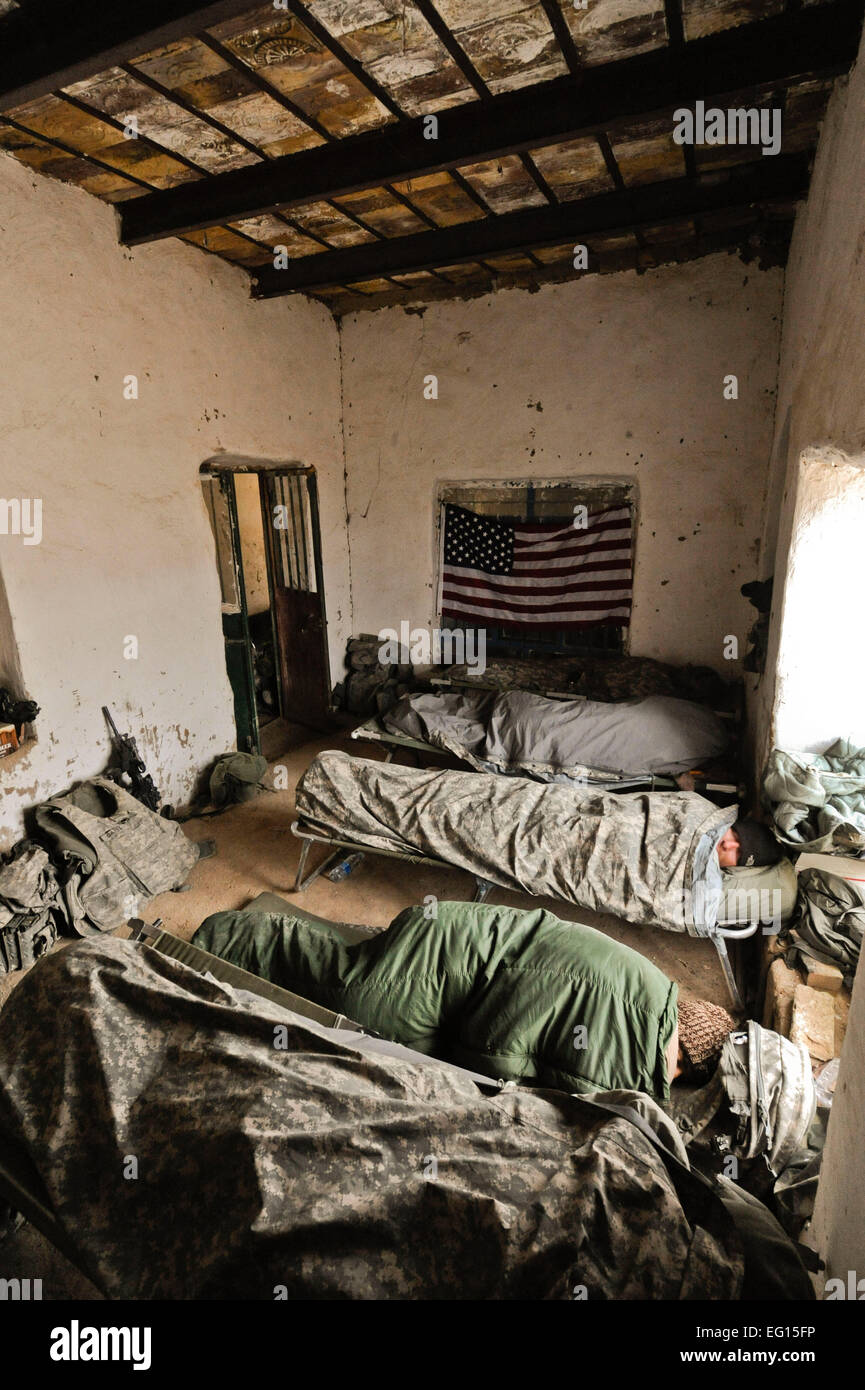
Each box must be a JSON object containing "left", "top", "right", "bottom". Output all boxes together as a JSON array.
[
  {"left": 295, "top": 751, "right": 736, "bottom": 935},
  {"left": 0, "top": 936, "right": 810, "bottom": 1300}
]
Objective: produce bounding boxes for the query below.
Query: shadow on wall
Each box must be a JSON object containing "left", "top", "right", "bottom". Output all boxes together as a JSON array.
[{"left": 0, "top": 559, "right": 26, "bottom": 702}]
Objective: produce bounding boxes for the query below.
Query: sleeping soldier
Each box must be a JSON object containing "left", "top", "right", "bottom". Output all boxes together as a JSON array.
[{"left": 195, "top": 900, "right": 738, "bottom": 1105}]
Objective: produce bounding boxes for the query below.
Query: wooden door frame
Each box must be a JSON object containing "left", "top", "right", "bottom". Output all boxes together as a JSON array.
[
  {"left": 261, "top": 466, "right": 332, "bottom": 727},
  {"left": 201, "top": 455, "right": 332, "bottom": 736},
  {"left": 200, "top": 467, "right": 260, "bottom": 754}
]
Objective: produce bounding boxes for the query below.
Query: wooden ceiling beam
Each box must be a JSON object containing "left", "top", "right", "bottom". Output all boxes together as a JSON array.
[
  {"left": 0, "top": 0, "right": 267, "bottom": 111},
  {"left": 594, "top": 133, "right": 648, "bottom": 250},
  {"left": 538, "top": 0, "right": 583, "bottom": 73},
  {"left": 664, "top": 0, "right": 686, "bottom": 49},
  {"left": 118, "top": 2, "right": 863, "bottom": 247},
  {"left": 250, "top": 152, "right": 811, "bottom": 296},
  {"left": 190, "top": 31, "right": 453, "bottom": 261}
]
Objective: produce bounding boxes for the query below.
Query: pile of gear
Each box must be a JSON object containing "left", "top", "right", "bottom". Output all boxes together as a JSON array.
[
  {"left": 0, "top": 742, "right": 275, "bottom": 975},
  {"left": 671, "top": 1017, "right": 820, "bottom": 1242},
  {"left": 763, "top": 740, "right": 865, "bottom": 853},
  {"left": 762, "top": 742, "right": 865, "bottom": 984},
  {"left": 784, "top": 866, "right": 864, "bottom": 989},
  {"left": 0, "top": 778, "right": 199, "bottom": 975},
  {"left": 333, "top": 634, "right": 419, "bottom": 716}
]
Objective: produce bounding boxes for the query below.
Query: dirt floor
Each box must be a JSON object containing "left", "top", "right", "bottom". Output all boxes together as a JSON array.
[{"left": 0, "top": 725, "right": 733, "bottom": 1297}]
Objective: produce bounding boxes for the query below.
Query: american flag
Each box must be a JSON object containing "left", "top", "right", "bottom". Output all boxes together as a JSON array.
[{"left": 439, "top": 502, "right": 633, "bottom": 629}]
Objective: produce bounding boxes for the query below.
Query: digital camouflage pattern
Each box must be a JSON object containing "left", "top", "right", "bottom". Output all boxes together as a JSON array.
[
  {"left": 439, "top": 654, "right": 589, "bottom": 696},
  {"left": 32, "top": 777, "right": 199, "bottom": 934},
  {"left": 0, "top": 843, "right": 59, "bottom": 974},
  {"left": 295, "top": 751, "right": 735, "bottom": 934},
  {"left": 673, "top": 1021, "right": 815, "bottom": 1178},
  {"left": 439, "top": 653, "right": 730, "bottom": 706},
  {"left": 0, "top": 843, "right": 58, "bottom": 920},
  {"left": 0, "top": 937, "right": 745, "bottom": 1300},
  {"left": 722, "top": 1023, "right": 815, "bottom": 1177}
]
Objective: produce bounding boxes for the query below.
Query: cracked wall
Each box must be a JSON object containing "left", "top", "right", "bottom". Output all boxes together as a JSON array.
[{"left": 0, "top": 150, "right": 350, "bottom": 844}]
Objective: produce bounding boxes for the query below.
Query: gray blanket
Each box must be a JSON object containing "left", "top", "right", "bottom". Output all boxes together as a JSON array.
[
  {"left": 295, "top": 752, "right": 735, "bottom": 935},
  {"left": 0, "top": 937, "right": 745, "bottom": 1300},
  {"left": 763, "top": 741, "right": 865, "bottom": 852},
  {"left": 384, "top": 689, "right": 729, "bottom": 785}
]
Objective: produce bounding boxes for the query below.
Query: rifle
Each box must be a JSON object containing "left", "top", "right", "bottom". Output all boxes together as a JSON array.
[{"left": 102, "top": 706, "right": 162, "bottom": 813}]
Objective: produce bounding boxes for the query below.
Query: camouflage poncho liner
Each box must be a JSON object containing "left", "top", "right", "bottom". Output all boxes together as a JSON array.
[
  {"left": 295, "top": 752, "right": 736, "bottom": 935},
  {"left": 0, "top": 936, "right": 752, "bottom": 1300}
]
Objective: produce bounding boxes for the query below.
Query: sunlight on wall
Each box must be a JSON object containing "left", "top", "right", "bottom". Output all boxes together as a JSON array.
[{"left": 773, "top": 450, "right": 865, "bottom": 753}]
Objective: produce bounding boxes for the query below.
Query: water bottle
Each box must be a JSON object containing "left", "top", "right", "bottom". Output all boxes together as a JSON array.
[{"left": 325, "top": 852, "right": 365, "bottom": 882}]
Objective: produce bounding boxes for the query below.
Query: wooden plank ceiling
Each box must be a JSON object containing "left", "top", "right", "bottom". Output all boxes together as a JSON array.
[{"left": 0, "top": 0, "right": 861, "bottom": 315}]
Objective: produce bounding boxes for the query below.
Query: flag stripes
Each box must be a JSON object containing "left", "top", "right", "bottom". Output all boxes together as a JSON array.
[{"left": 440, "top": 502, "right": 633, "bottom": 629}]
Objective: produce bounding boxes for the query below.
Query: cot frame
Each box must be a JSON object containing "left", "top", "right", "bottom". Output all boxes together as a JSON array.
[
  {"left": 349, "top": 714, "right": 742, "bottom": 798},
  {"left": 289, "top": 818, "right": 754, "bottom": 1008},
  {"left": 290, "top": 817, "right": 494, "bottom": 902}
]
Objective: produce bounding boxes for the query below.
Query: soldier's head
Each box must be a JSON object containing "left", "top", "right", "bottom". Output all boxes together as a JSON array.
[{"left": 717, "top": 818, "right": 782, "bottom": 870}]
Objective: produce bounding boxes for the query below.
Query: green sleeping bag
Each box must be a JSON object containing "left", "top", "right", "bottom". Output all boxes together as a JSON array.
[{"left": 194, "top": 900, "right": 678, "bottom": 1101}]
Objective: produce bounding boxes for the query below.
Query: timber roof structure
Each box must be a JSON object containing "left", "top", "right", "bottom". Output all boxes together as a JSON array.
[{"left": 1, "top": 0, "right": 862, "bottom": 314}]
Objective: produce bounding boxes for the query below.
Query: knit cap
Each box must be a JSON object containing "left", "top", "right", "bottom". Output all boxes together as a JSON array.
[{"left": 678, "top": 996, "right": 736, "bottom": 1071}]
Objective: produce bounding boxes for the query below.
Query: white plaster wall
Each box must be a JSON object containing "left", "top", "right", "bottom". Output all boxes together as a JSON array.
[
  {"left": 339, "top": 253, "right": 783, "bottom": 673},
  {"left": 0, "top": 562, "right": 24, "bottom": 696},
  {"left": 0, "top": 152, "right": 349, "bottom": 844},
  {"left": 756, "top": 36, "right": 865, "bottom": 761},
  {"left": 754, "top": 28, "right": 865, "bottom": 1290}
]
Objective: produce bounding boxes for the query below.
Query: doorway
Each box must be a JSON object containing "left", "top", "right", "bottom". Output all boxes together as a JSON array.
[{"left": 201, "top": 459, "right": 332, "bottom": 755}]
